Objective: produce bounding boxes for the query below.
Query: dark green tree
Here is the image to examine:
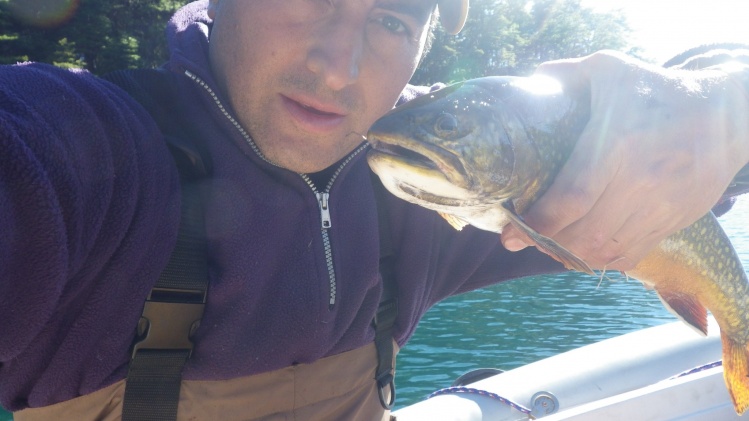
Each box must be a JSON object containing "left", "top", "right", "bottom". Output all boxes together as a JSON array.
[
  {"left": 0, "top": 0, "right": 188, "bottom": 74},
  {"left": 0, "top": 0, "right": 636, "bottom": 79},
  {"left": 520, "top": 0, "right": 633, "bottom": 72},
  {"left": 412, "top": 0, "right": 636, "bottom": 85}
]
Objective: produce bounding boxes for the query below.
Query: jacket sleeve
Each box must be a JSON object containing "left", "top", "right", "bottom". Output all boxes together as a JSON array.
[
  {"left": 0, "top": 63, "right": 181, "bottom": 362},
  {"left": 383, "top": 190, "right": 565, "bottom": 346},
  {"left": 427, "top": 210, "right": 564, "bottom": 303}
]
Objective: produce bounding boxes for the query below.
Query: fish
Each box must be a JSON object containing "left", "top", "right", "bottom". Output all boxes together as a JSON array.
[{"left": 366, "top": 76, "right": 749, "bottom": 414}]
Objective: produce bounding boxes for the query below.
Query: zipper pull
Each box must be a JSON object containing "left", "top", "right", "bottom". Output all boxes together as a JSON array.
[{"left": 316, "top": 192, "right": 332, "bottom": 229}]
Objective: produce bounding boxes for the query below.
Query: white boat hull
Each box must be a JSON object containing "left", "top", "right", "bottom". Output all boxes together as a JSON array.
[{"left": 393, "top": 317, "right": 743, "bottom": 420}]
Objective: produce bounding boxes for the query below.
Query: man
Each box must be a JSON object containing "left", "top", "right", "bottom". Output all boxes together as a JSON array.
[{"left": 0, "top": 0, "right": 747, "bottom": 420}]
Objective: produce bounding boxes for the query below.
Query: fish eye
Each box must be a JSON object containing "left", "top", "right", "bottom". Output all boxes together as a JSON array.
[{"left": 434, "top": 113, "right": 458, "bottom": 137}]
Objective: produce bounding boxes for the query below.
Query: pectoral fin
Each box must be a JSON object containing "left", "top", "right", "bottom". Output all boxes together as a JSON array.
[
  {"left": 439, "top": 212, "right": 469, "bottom": 231},
  {"left": 500, "top": 201, "right": 594, "bottom": 275},
  {"left": 655, "top": 289, "right": 708, "bottom": 336}
]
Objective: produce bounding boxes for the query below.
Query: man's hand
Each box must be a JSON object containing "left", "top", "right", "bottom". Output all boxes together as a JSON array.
[{"left": 501, "top": 51, "right": 749, "bottom": 271}]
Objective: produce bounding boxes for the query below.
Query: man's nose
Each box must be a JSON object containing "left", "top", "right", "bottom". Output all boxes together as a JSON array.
[{"left": 306, "top": 19, "right": 364, "bottom": 91}]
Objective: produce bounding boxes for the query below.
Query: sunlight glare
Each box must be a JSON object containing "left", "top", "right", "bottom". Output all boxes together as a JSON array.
[
  {"left": 6, "top": 0, "right": 80, "bottom": 28},
  {"left": 580, "top": 0, "right": 749, "bottom": 63},
  {"left": 513, "top": 75, "right": 563, "bottom": 96}
]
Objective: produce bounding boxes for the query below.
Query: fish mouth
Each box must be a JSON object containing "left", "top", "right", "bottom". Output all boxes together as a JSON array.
[
  {"left": 399, "top": 182, "right": 468, "bottom": 207},
  {"left": 367, "top": 135, "right": 470, "bottom": 189}
]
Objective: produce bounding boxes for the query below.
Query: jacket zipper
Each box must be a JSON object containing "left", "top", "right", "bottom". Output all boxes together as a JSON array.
[
  {"left": 299, "top": 144, "right": 368, "bottom": 307},
  {"left": 184, "top": 70, "right": 368, "bottom": 308}
]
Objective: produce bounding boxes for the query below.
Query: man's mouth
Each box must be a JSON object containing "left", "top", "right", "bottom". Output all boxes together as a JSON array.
[
  {"left": 282, "top": 95, "right": 347, "bottom": 132},
  {"left": 298, "top": 102, "right": 340, "bottom": 116}
]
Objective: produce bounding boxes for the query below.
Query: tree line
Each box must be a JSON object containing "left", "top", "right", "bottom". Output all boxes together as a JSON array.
[
  {"left": 1, "top": 0, "right": 187, "bottom": 74},
  {"left": 414, "top": 0, "right": 639, "bottom": 84},
  {"left": 0, "top": 0, "right": 637, "bottom": 82}
]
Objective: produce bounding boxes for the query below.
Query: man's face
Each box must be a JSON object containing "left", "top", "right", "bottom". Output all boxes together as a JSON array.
[{"left": 208, "top": 0, "right": 435, "bottom": 173}]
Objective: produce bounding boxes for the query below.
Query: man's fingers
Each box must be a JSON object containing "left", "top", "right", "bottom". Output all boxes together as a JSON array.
[
  {"left": 500, "top": 225, "right": 531, "bottom": 251},
  {"left": 537, "top": 51, "right": 646, "bottom": 103},
  {"left": 549, "top": 178, "right": 662, "bottom": 270},
  {"left": 500, "top": 115, "right": 623, "bottom": 263},
  {"left": 534, "top": 56, "right": 592, "bottom": 96},
  {"left": 525, "top": 122, "right": 615, "bottom": 227},
  {"left": 500, "top": 163, "right": 607, "bottom": 253},
  {"left": 501, "top": 57, "right": 597, "bottom": 253}
]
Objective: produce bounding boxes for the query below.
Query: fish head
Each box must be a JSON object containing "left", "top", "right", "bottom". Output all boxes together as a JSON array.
[
  {"left": 367, "top": 78, "right": 514, "bottom": 208},
  {"left": 367, "top": 76, "right": 576, "bottom": 224}
]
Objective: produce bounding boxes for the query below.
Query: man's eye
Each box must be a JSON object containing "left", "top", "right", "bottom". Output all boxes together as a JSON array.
[{"left": 380, "top": 15, "right": 407, "bottom": 34}]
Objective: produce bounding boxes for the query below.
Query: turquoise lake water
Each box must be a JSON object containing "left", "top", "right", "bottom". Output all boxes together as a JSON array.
[{"left": 1, "top": 198, "right": 746, "bottom": 419}]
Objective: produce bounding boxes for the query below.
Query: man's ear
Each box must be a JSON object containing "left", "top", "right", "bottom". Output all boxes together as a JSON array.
[{"left": 207, "top": 0, "right": 220, "bottom": 19}]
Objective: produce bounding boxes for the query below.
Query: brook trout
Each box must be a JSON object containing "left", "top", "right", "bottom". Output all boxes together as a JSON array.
[{"left": 367, "top": 76, "right": 749, "bottom": 414}]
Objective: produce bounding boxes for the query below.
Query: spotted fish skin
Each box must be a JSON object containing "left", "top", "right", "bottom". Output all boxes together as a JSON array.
[
  {"left": 367, "top": 76, "right": 749, "bottom": 414},
  {"left": 629, "top": 213, "right": 749, "bottom": 414}
]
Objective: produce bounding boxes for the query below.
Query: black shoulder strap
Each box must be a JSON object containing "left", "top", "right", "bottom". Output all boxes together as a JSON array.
[
  {"left": 103, "top": 68, "right": 210, "bottom": 421},
  {"left": 371, "top": 171, "right": 399, "bottom": 410}
]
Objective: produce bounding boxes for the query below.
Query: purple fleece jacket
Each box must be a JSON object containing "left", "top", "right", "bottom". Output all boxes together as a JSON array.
[{"left": 0, "top": 0, "right": 563, "bottom": 411}]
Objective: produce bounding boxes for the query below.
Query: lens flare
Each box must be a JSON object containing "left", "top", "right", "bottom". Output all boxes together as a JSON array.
[{"left": 6, "top": 0, "right": 80, "bottom": 28}]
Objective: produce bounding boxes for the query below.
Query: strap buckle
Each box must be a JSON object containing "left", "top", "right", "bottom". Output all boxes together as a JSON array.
[
  {"left": 131, "top": 287, "right": 206, "bottom": 359},
  {"left": 376, "top": 372, "right": 396, "bottom": 409},
  {"left": 373, "top": 297, "right": 398, "bottom": 410}
]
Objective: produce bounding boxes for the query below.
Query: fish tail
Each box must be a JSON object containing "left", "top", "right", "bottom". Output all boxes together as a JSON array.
[{"left": 721, "top": 334, "right": 749, "bottom": 415}]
